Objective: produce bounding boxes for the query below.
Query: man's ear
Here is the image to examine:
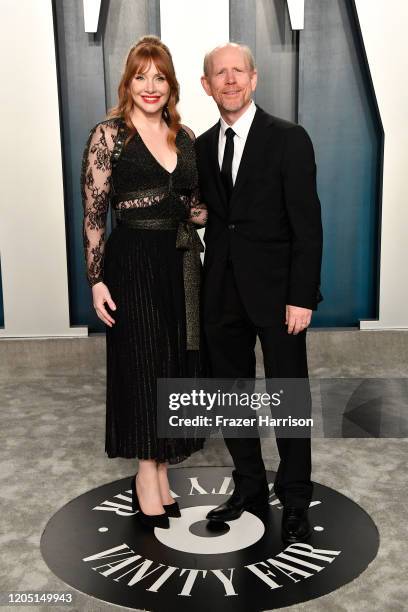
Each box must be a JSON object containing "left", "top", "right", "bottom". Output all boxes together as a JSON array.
[
  {"left": 201, "top": 75, "right": 212, "bottom": 97},
  {"left": 251, "top": 69, "right": 258, "bottom": 92}
]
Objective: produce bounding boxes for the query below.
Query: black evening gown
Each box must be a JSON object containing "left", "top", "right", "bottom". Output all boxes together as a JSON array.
[{"left": 81, "top": 117, "right": 206, "bottom": 463}]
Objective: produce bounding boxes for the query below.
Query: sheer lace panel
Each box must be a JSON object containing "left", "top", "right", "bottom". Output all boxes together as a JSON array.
[
  {"left": 81, "top": 120, "right": 206, "bottom": 286},
  {"left": 81, "top": 121, "right": 118, "bottom": 286},
  {"left": 180, "top": 123, "right": 196, "bottom": 141},
  {"left": 179, "top": 126, "right": 208, "bottom": 226},
  {"left": 113, "top": 189, "right": 168, "bottom": 210},
  {"left": 188, "top": 186, "right": 208, "bottom": 226}
]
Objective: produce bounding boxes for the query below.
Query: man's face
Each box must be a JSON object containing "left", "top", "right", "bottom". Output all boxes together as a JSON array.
[{"left": 201, "top": 46, "right": 257, "bottom": 118}]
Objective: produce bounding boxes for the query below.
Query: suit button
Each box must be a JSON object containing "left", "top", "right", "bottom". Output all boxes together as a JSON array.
[{"left": 228, "top": 224, "right": 235, "bottom": 230}]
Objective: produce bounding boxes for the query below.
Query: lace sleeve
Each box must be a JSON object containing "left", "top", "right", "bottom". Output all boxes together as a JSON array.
[
  {"left": 181, "top": 125, "right": 208, "bottom": 227},
  {"left": 188, "top": 187, "right": 208, "bottom": 226},
  {"left": 80, "top": 122, "right": 117, "bottom": 287}
]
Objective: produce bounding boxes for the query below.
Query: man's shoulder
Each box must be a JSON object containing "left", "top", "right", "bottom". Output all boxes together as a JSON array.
[
  {"left": 255, "top": 107, "right": 314, "bottom": 154},
  {"left": 195, "top": 107, "right": 309, "bottom": 145},
  {"left": 196, "top": 121, "right": 219, "bottom": 146},
  {"left": 255, "top": 106, "right": 305, "bottom": 134}
]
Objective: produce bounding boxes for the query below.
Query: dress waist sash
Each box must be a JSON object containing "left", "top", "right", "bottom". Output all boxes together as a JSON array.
[{"left": 115, "top": 212, "right": 204, "bottom": 351}]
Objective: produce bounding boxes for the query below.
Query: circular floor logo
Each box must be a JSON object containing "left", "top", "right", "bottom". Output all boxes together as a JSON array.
[{"left": 41, "top": 467, "right": 379, "bottom": 611}]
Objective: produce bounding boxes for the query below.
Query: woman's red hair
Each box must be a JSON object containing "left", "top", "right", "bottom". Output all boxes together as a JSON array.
[{"left": 107, "top": 35, "right": 181, "bottom": 150}]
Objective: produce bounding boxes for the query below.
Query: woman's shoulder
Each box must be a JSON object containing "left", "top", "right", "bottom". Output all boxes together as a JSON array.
[
  {"left": 86, "top": 117, "right": 125, "bottom": 149},
  {"left": 90, "top": 117, "right": 126, "bottom": 135},
  {"left": 179, "top": 124, "right": 196, "bottom": 142}
]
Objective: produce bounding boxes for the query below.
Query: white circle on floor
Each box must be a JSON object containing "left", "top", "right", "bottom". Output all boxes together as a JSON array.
[{"left": 154, "top": 505, "right": 265, "bottom": 554}]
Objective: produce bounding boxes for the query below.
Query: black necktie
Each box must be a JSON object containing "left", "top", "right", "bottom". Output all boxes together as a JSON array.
[{"left": 221, "top": 127, "right": 235, "bottom": 202}]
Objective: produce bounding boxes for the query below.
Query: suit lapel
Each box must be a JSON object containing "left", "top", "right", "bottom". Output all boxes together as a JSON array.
[
  {"left": 208, "top": 121, "right": 228, "bottom": 213},
  {"left": 230, "top": 106, "right": 266, "bottom": 207}
]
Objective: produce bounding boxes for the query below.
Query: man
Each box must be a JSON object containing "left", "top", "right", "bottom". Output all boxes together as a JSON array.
[{"left": 195, "top": 43, "right": 323, "bottom": 543}]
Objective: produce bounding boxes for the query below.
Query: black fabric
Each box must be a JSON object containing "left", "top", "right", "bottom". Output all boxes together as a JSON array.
[
  {"left": 81, "top": 119, "right": 201, "bottom": 287},
  {"left": 81, "top": 119, "right": 206, "bottom": 462},
  {"left": 196, "top": 105, "right": 323, "bottom": 323},
  {"left": 196, "top": 106, "right": 321, "bottom": 508},
  {"left": 220, "top": 127, "right": 235, "bottom": 202},
  {"left": 204, "top": 267, "right": 313, "bottom": 508}
]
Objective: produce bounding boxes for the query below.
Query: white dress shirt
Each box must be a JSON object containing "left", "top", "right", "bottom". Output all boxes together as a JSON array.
[{"left": 218, "top": 99, "right": 257, "bottom": 185}]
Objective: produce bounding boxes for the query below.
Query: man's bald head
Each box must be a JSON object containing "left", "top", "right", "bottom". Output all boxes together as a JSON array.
[
  {"left": 200, "top": 42, "right": 258, "bottom": 124},
  {"left": 203, "top": 42, "right": 256, "bottom": 77}
]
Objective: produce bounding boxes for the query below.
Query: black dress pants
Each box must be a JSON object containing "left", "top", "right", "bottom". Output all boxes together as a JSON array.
[{"left": 204, "top": 266, "right": 313, "bottom": 509}]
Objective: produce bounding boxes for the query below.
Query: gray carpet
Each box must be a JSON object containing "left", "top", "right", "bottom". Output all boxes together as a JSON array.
[{"left": 0, "top": 335, "right": 407, "bottom": 611}]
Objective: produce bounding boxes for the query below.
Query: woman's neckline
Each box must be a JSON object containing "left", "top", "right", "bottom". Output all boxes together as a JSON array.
[{"left": 129, "top": 118, "right": 179, "bottom": 175}]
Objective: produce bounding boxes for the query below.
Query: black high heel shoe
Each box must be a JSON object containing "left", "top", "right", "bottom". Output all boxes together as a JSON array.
[
  {"left": 163, "top": 500, "right": 181, "bottom": 518},
  {"left": 130, "top": 474, "right": 170, "bottom": 529}
]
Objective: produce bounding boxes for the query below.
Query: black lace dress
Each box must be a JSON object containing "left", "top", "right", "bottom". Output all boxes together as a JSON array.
[{"left": 81, "top": 117, "right": 206, "bottom": 463}]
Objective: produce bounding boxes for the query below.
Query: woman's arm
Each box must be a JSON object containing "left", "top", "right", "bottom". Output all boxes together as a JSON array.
[
  {"left": 188, "top": 187, "right": 208, "bottom": 226},
  {"left": 181, "top": 124, "right": 208, "bottom": 227},
  {"left": 80, "top": 122, "right": 117, "bottom": 325}
]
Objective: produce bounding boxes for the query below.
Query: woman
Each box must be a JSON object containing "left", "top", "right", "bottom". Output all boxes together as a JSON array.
[{"left": 80, "top": 36, "right": 207, "bottom": 529}]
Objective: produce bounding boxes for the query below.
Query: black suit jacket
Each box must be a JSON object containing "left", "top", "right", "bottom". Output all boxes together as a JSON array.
[{"left": 195, "top": 105, "right": 323, "bottom": 326}]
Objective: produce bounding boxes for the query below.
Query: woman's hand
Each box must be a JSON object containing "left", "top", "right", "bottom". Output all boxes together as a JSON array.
[
  {"left": 189, "top": 203, "right": 208, "bottom": 226},
  {"left": 92, "top": 282, "right": 116, "bottom": 327}
]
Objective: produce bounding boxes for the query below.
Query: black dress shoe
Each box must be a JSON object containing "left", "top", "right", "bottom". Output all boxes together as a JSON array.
[
  {"left": 131, "top": 474, "right": 170, "bottom": 529},
  {"left": 163, "top": 500, "right": 181, "bottom": 518},
  {"left": 206, "top": 492, "right": 269, "bottom": 522},
  {"left": 281, "top": 507, "right": 311, "bottom": 543}
]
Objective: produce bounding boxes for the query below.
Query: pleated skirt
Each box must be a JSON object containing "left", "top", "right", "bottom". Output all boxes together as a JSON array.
[{"left": 103, "top": 223, "right": 206, "bottom": 463}]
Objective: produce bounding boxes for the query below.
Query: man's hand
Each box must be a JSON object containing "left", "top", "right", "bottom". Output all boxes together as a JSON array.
[{"left": 285, "top": 305, "right": 312, "bottom": 335}]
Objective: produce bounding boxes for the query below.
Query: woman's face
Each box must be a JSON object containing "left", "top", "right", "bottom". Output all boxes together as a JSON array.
[{"left": 129, "top": 61, "right": 170, "bottom": 116}]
